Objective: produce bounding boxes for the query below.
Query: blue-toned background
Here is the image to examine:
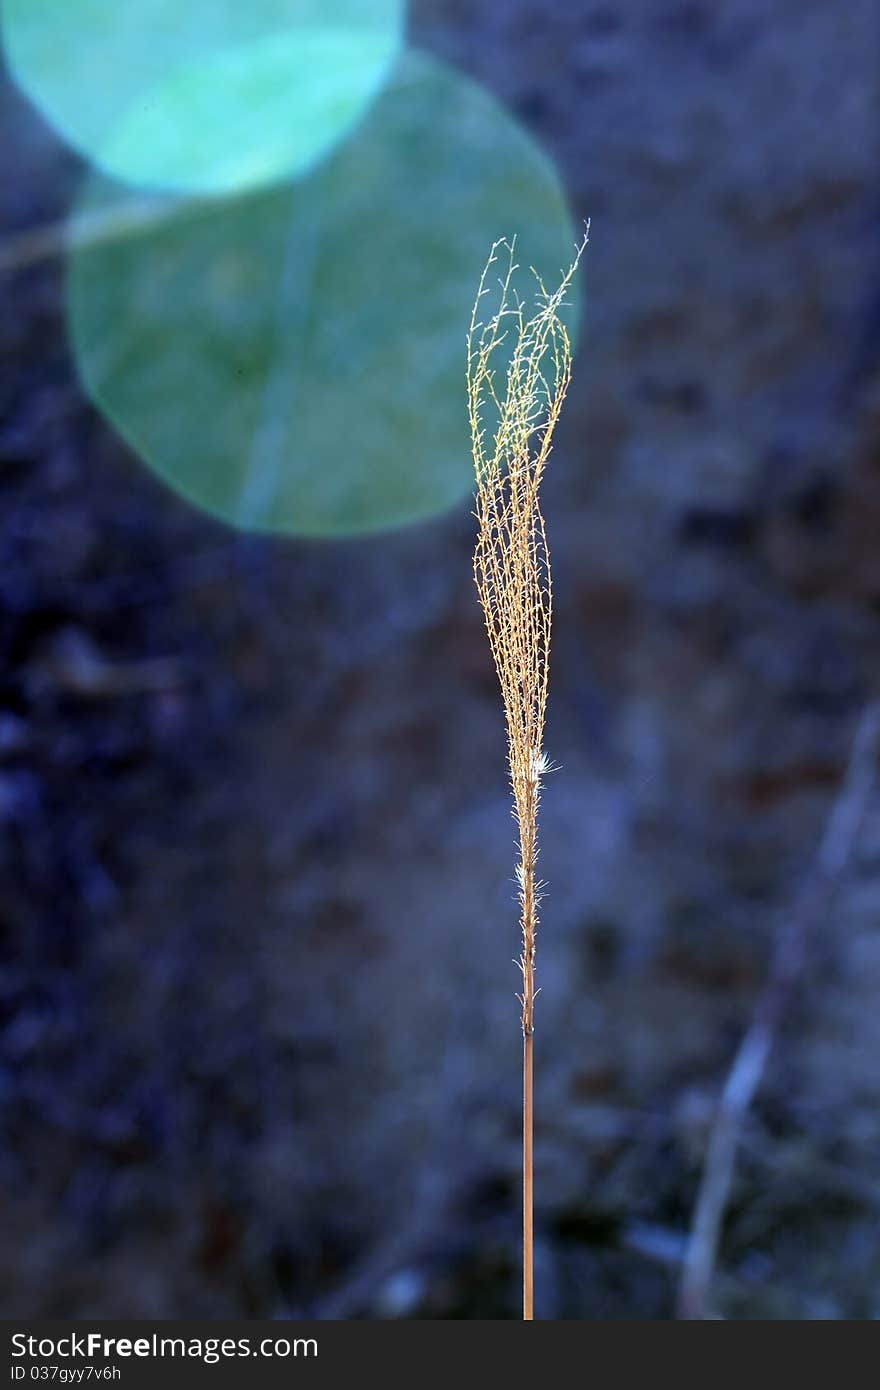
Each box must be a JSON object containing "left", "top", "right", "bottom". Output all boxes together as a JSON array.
[{"left": 2, "top": 0, "right": 880, "bottom": 1318}]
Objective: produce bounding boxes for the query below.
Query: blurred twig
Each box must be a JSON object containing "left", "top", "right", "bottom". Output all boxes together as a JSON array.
[
  {"left": 312, "top": 1029, "right": 485, "bottom": 1320},
  {"left": 312, "top": 1165, "right": 459, "bottom": 1320},
  {"left": 39, "top": 627, "right": 185, "bottom": 698},
  {"left": 0, "top": 195, "right": 192, "bottom": 275},
  {"left": 677, "top": 701, "right": 880, "bottom": 1320}
]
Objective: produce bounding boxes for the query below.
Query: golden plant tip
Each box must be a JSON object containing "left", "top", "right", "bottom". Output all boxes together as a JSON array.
[{"left": 468, "top": 233, "right": 583, "bottom": 1035}]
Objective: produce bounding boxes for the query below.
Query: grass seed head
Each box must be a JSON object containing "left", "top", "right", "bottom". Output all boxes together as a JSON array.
[{"left": 468, "top": 229, "right": 586, "bottom": 1034}]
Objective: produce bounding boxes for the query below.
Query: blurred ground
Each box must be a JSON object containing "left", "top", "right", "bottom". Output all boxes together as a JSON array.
[{"left": 2, "top": 0, "right": 880, "bottom": 1318}]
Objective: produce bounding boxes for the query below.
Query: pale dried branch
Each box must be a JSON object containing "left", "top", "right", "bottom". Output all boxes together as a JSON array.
[{"left": 678, "top": 701, "right": 880, "bottom": 1320}]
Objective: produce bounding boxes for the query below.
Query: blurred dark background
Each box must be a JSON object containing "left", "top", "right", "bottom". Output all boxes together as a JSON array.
[{"left": 3, "top": 0, "right": 880, "bottom": 1319}]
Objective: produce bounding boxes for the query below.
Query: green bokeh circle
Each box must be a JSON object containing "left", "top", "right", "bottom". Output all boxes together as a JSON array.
[{"left": 67, "top": 50, "right": 579, "bottom": 537}]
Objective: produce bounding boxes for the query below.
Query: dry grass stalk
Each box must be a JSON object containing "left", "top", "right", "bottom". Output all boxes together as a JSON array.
[{"left": 468, "top": 231, "right": 585, "bottom": 1319}]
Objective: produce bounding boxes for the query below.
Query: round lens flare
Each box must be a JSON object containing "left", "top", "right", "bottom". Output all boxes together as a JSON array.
[
  {"left": 1, "top": 0, "right": 404, "bottom": 194},
  {"left": 67, "top": 51, "right": 579, "bottom": 538}
]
